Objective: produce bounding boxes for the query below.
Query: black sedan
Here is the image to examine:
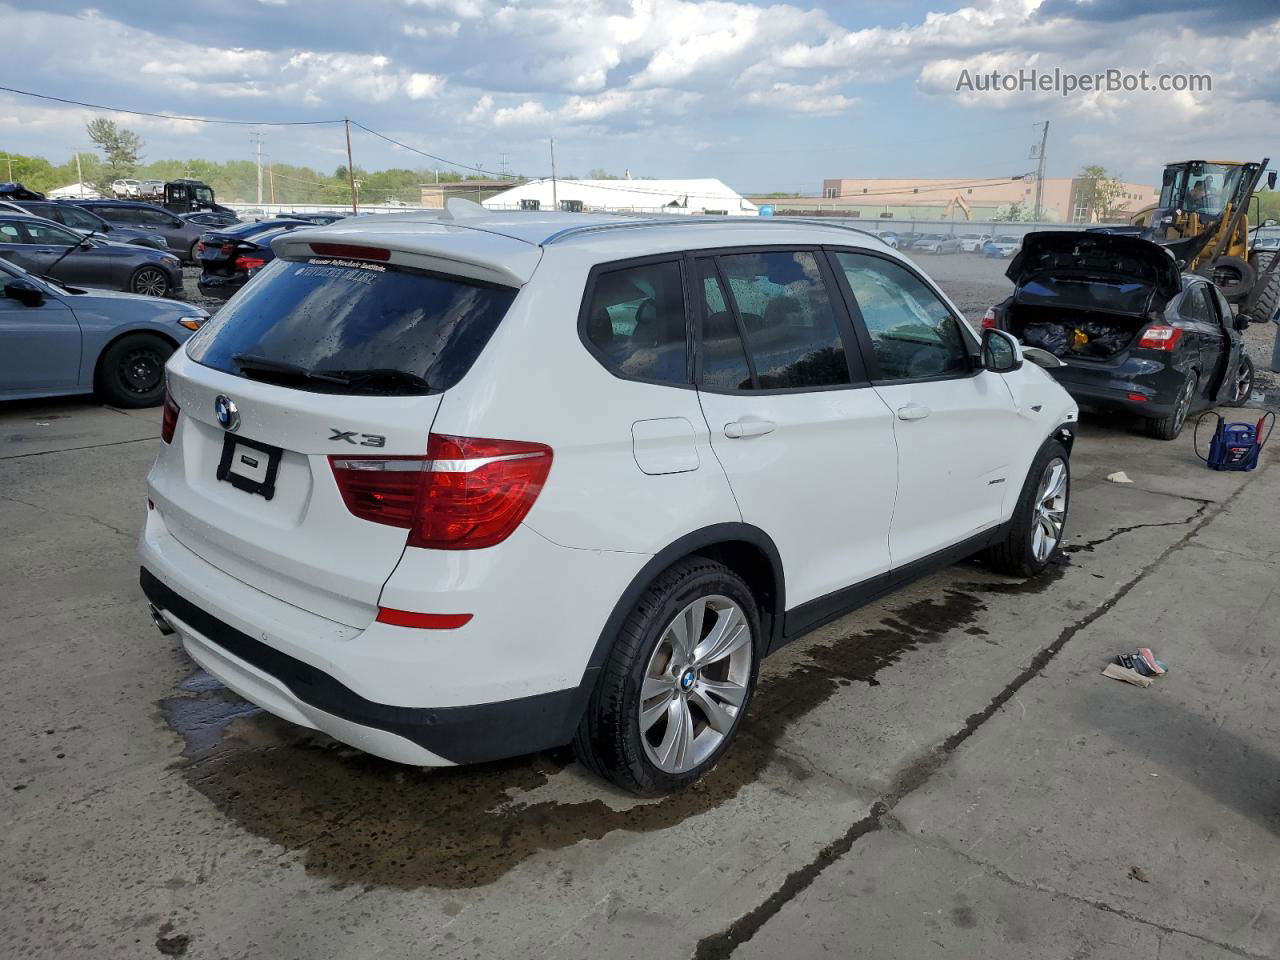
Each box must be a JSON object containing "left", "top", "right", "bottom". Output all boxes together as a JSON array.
[
  {"left": 0, "top": 213, "right": 184, "bottom": 297},
  {"left": 987, "top": 231, "right": 1252, "bottom": 440},
  {"left": 196, "top": 219, "right": 311, "bottom": 300}
]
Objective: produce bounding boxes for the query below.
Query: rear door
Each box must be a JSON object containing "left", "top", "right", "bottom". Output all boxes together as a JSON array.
[
  {"left": 692, "top": 248, "right": 897, "bottom": 618},
  {"left": 830, "top": 249, "right": 1018, "bottom": 567},
  {"left": 151, "top": 255, "right": 519, "bottom": 626}
]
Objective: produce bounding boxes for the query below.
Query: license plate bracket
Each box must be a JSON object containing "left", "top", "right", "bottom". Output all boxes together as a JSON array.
[{"left": 216, "top": 434, "right": 282, "bottom": 500}]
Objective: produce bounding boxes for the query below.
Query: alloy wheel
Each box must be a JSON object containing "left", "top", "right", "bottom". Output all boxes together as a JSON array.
[
  {"left": 1031, "top": 457, "right": 1068, "bottom": 563},
  {"left": 1172, "top": 376, "right": 1195, "bottom": 433},
  {"left": 1234, "top": 363, "right": 1254, "bottom": 404},
  {"left": 638, "top": 595, "right": 753, "bottom": 775},
  {"left": 131, "top": 267, "right": 168, "bottom": 297}
]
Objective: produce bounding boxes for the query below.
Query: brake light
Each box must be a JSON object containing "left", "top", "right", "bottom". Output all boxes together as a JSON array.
[
  {"left": 1137, "top": 325, "right": 1183, "bottom": 351},
  {"left": 161, "top": 391, "right": 179, "bottom": 444},
  {"left": 195, "top": 241, "right": 205, "bottom": 253},
  {"left": 234, "top": 256, "right": 267, "bottom": 271},
  {"left": 329, "top": 434, "right": 553, "bottom": 550},
  {"left": 310, "top": 242, "right": 391, "bottom": 261},
  {"left": 981, "top": 307, "right": 997, "bottom": 329}
]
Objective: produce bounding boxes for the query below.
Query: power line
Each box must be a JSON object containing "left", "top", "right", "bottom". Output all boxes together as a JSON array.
[
  {"left": 0, "top": 85, "right": 343, "bottom": 126},
  {"left": 349, "top": 121, "right": 493, "bottom": 176}
]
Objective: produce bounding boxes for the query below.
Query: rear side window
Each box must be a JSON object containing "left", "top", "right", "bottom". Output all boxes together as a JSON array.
[
  {"left": 709, "top": 250, "right": 852, "bottom": 390},
  {"left": 835, "top": 252, "right": 969, "bottom": 381},
  {"left": 1180, "top": 285, "right": 1217, "bottom": 323},
  {"left": 188, "top": 258, "right": 517, "bottom": 395},
  {"left": 583, "top": 260, "right": 688, "bottom": 383},
  {"left": 93, "top": 207, "right": 137, "bottom": 225}
]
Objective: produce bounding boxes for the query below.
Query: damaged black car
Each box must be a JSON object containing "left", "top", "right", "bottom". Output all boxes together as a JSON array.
[{"left": 985, "top": 231, "right": 1253, "bottom": 440}]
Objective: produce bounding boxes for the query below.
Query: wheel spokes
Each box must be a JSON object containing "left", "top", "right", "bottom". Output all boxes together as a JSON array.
[
  {"left": 692, "top": 605, "right": 749, "bottom": 667},
  {"left": 654, "top": 698, "right": 694, "bottom": 770}
]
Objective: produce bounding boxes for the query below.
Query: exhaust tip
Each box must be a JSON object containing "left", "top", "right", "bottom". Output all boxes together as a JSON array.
[{"left": 149, "top": 604, "right": 175, "bottom": 636}]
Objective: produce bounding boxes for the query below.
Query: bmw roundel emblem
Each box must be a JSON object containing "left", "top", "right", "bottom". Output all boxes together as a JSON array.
[{"left": 214, "top": 395, "right": 240, "bottom": 433}]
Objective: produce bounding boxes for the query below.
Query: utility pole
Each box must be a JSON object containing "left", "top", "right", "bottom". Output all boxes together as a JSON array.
[
  {"left": 251, "top": 131, "right": 264, "bottom": 205},
  {"left": 344, "top": 117, "right": 358, "bottom": 214},
  {"left": 2, "top": 154, "right": 14, "bottom": 180},
  {"left": 550, "top": 137, "right": 558, "bottom": 212},
  {"left": 269, "top": 163, "right": 275, "bottom": 204},
  {"left": 1032, "top": 120, "right": 1049, "bottom": 222},
  {"left": 499, "top": 152, "right": 509, "bottom": 177},
  {"left": 74, "top": 152, "right": 83, "bottom": 195}
]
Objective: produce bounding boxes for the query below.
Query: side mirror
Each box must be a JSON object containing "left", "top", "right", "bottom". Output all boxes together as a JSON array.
[
  {"left": 79, "top": 240, "right": 94, "bottom": 250},
  {"left": 170, "top": 219, "right": 183, "bottom": 228},
  {"left": 1234, "top": 313, "right": 1250, "bottom": 332},
  {"left": 981, "top": 328, "right": 1022, "bottom": 373},
  {"left": 4, "top": 278, "right": 46, "bottom": 307}
]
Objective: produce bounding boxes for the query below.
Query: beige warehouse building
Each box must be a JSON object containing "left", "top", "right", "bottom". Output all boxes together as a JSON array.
[{"left": 759, "top": 176, "right": 1158, "bottom": 223}]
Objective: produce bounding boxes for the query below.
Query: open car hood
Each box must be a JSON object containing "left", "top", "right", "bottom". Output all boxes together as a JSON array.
[{"left": 1006, "top": 231, "right": 1182, "bottom": 300}]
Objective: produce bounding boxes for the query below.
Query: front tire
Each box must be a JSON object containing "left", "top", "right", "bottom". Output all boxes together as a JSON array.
[
  {"left": 96, "top": 333, "right": 174, "bottom": 407},
  {"left": 573, "top": 558, "right": 760, "bottom": 795},
  {"left": 1226, "top": 355, "right": 1254, "bottom": 407},
  {"left": 983, "top": 441, "right": 1070, "bottom": 577}
]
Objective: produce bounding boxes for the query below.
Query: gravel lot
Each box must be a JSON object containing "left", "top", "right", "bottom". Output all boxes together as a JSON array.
[{"left": 2, "top": 254, "right": 1278, "bottom": 960}]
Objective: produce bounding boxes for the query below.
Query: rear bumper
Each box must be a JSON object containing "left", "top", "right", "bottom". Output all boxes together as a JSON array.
[
  {"left": 138, "top": 506, "right": 645, "bottom": 766},
  {"left": 196, "top": 272, "right": 248, "bottom": 300},
  {"left": 1049, "top": 355, "right": 1186, "bottom": 417},
  {"left": 141, "top": 568, "right": 591, "bottom": 766}
]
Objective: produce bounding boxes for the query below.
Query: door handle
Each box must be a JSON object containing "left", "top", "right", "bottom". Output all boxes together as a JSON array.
[
  {"left": 724, "top": 418, "right": 776, "bottom": 439},
  {"left": 896, "top": 403, "right": 932, "bottom": 421},
  {"left": 36, "top": 248, "right": 58, "bottom": 254}
]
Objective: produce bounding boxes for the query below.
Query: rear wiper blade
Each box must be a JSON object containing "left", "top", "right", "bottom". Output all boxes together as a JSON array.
[
  {"left": 319, "top": 368, "right": 432, "bottom": 392},
  {"left": 232, "top": 354, "right": 352, "bottom": 385}
]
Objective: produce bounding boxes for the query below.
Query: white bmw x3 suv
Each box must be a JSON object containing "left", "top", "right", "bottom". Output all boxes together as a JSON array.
[{"left": 140, "top": 204, "right": 1077, "bottom": 794}]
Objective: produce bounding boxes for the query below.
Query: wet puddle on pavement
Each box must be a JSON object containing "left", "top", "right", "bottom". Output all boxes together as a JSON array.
[{"left": 161, "top": 561, "right": 1066, "bottom": 890}]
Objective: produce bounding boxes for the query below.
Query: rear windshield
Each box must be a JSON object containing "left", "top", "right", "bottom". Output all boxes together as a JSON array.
[{"left": 187, "top": 257, "right": 517, "bottom": 395}]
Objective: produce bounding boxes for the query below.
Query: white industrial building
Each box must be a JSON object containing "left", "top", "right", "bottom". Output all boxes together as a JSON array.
[{"left": 482, "top": 178, "right": 758, "bottom": 216}]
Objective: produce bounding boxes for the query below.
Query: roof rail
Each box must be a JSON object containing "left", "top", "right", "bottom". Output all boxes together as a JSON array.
[{"left": 541, "top": 215, "right": 892, "bottom": 246}]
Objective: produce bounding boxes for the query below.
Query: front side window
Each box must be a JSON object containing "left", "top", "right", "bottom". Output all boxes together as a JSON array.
[
  {"left": 713, "top": 250, "right": 852, "bottom": 389},
  {"left": 583, "top": 260, "right": 688, "bottom": 384},
  {"left": 18, "top": 221, "right": 81, "bottom": 246},
  {"left": 94, "top": 206, "right": 137, "bottom": 225},
  {"left": 835, "top": 252, "right": 970, "bottom": 381}
]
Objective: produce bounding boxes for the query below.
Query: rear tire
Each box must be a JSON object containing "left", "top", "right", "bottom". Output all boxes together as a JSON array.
[
  {"left": 983, "top": 440, "right": 1070, "bottom": 577},
  {"left": 1144, "top": 371, "right": 1196, "bottom": 440},
  {"left": 572, "top": 558, "right": 760, "bottom": 795},
  {"left": 96, "top": 333, "right": 173, "bottom": 408}
]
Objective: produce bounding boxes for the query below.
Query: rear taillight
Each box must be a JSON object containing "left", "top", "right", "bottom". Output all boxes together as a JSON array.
[
  {"left": 981, "top": 307, "right": 997, "bottom": 329},
  {"left": 195, "top": 241, "right": 206, "bottom": 253},
  {"left": 161, "top": 391, "right": 179, "bottom": 444},
  {"left": 329, "top": 434, "right": 553, "bottom": 550},
  {"left": 1137, "top": 325, "right": 1183, "bottom": 351},
  {"left": 234, "top": 256, "right": 267, "bottom": 271}
]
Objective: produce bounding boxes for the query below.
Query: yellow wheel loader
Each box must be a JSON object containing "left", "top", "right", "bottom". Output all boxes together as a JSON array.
[{"left": 1130, "top": 159, "right": 1279, "bottom": 323}]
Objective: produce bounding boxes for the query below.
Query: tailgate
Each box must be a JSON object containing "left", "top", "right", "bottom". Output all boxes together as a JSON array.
[{"left": 150, "top": 350, "right": 441, "bottom": 626}]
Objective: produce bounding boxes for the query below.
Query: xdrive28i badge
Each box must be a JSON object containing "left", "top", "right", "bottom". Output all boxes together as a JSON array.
[{"left": 213, "top": 395, "right": 240, "bottom": 432}]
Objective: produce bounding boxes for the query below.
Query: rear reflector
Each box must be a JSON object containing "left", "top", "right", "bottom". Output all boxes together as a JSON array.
[
  {"left": 310, "top": 242, "right": 391, "bottom": 262},
  {"left": 329, "top": 433, "right": 553, "bottom": 550},
  {"left": 1137, "top": 325, "right": 1183, "bottom": 351},
  {"left": 1127, "top": 392, "right": 1149, "bottom": 404},
  {"left": 981, "top": 307, "right": 997, "bottom": 329},
  {"left": 234, "top": 256, "right": 267, "bottom": 271},
  {"left": 375, "top": 608, "right": 473, "bottom": 629},
  {"left": 161, "top": 391, "right": 179, "bottom": 444}
]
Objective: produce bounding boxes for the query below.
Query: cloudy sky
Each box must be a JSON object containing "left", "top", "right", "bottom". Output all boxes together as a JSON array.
[{"left": 2, "top": 0, "right": 1278, "bottom": 192}]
